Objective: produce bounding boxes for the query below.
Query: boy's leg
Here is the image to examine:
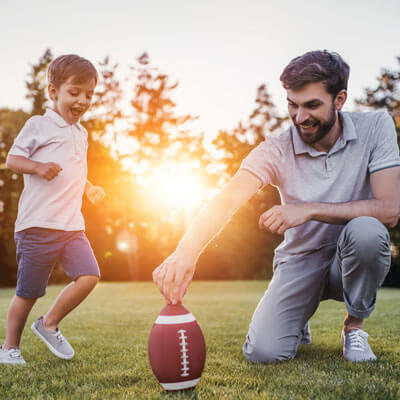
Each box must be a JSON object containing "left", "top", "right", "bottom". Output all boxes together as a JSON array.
[
  {"left": 2, "top": 296, "right": 36, "bottom": 349},
  {"left": 243, "top": 248, "right": 335, "bottom": 363},
  {"left": 4, "top": 228, "right": 63, "bottom": 354},
  {"left": 42, "top": 230, "right": 100, "bottom": 330},
  {"left": 43, "top": 275, "right": 98, "bottom": 330}
]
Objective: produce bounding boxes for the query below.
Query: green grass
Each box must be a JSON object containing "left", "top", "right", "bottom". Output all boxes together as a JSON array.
[{"left": 0, "top": 281, "right": 399, "bottom": 399}]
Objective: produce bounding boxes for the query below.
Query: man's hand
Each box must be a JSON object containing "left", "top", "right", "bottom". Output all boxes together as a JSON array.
[
  {"left": 86, "top": 186, "right": 106, "bottom": 205},
  {"left": 259, "top": 203, "right": 313, "bottom": 234},
  {"left": 34, "top": 162, "right": 62, "bottom": 181},
  {"left": 153, "top": 251, "right": 196, "bottom": 305}
]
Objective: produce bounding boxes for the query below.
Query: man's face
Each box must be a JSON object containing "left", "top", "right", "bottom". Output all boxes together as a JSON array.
[
  {"left": 49, "top": 75, "right": 96, "bottom": 125},
  {"left": 286, "top": 82, "right": 341, "bottom": 146}
]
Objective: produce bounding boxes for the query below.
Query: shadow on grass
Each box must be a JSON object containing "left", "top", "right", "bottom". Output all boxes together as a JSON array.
[
  {"left": 296, "top": 343, "right": 342, "bottom": 362},
  {"left": 155, "top": 388, "right": 199, "bottom": 400}
]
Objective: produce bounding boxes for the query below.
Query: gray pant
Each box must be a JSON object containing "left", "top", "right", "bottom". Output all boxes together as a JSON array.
[{"left": 242, "top": 217, "right": 391, "bottom": 363}]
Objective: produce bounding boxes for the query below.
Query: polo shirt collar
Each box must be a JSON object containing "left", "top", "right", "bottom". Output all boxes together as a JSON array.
[
  {"left": 292, "top": 112, "right": 357, "bottom": 157},
  {"left": 45, "top": 108, "right": 85, "bottom": 132}
]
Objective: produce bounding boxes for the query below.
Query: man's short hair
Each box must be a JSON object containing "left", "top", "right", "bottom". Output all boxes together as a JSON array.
[
  {"left": 48, "top": 54, "right": 98, "bottom": 88},
  {"left": 280, "top": 50, "right": 350, "bottom": 97}
]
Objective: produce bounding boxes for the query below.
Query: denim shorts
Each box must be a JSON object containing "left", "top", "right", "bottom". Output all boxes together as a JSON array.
[{"left": 14, "top": 228, "right": 100, "bottom": 299}]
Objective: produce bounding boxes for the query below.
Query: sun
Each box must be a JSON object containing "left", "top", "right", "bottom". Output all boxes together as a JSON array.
[{"left": 150, "top": 162, "right": 207, "bottom": 215}]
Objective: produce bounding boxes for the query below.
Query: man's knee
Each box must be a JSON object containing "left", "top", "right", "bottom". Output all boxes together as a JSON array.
[
  {"left": 242, "top": 337, "right": 295, "bottom": 364},
  {"left": 341, "top": 217, "right": 390, "bottom": 260}
]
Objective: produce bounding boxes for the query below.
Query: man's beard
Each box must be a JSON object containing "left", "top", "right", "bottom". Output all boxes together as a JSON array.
[{"left": 295, "top": 105, "right": 337, "bottom": 146}]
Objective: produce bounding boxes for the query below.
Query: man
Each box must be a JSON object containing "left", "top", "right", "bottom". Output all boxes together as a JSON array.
[{"left": 153, "top": 50, "right": 400, "bottom": 363}]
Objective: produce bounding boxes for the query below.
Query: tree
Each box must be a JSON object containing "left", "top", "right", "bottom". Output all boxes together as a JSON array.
[
  {"left": 196, "top": 85, "right": 286, "bottom": 280},
  {"left": 0, "top": 108, "right": 30, "bottom": 285},
  {"left": 25, "top": 49, "right": 53, "bottom": 116},
  {"left": 356, "top": 57, "right": 400, "bottom": 137},
  {"left": 356, "top": 57, "right": 400, "bottom": 284}
]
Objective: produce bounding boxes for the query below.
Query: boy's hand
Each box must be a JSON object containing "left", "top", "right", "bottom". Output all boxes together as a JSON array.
[
  {"left": 87, "top": 186, "right": 106, "bottom": 205},
  {"left": 34, "top": 162, "right": 62, "bottom": 181}
]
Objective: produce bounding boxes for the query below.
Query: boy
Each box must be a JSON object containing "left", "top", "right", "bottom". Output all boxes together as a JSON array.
[{"left": 0, "top": 54, "right": 105, "bottom": 364}]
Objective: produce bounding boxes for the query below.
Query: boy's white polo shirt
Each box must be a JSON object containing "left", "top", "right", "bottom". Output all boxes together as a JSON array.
[{"left": 9, "top": 108, "right": 88, "bottom": 232}]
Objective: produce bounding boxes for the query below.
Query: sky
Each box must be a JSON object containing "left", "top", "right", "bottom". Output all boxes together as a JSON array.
[{"left": 1, "top": 0, "right": 399, "bottom": 138}]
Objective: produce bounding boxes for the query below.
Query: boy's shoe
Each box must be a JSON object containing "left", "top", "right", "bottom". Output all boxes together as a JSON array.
[
  {"left": 299, "top": 322, "right": 312, "bottom": 345},
  {"left": 0, "top": 346, "right": 26, "bottom": 365},
  {"left": 31, "top": 317, "right": 74, "bottom": 360},
  {"left": 341, "top": 328, "right": 377, "bottom": 362}
]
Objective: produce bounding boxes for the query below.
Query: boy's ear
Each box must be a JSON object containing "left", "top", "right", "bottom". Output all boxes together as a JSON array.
[{"left": 48, "top": 83, "right": 58, "bottom": 101}]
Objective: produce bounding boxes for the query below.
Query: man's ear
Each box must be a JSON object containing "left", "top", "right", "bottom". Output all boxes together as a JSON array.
[
  {"left": 334, "top": 90, "right": 347, "bottom": 111},
  {"left": 48, "top": 83, "right": 58, "bottom": 102}
]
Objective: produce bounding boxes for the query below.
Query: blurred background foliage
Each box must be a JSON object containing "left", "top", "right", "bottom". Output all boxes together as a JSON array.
[{"left": 1, "top": 49, "right": 399, "bottom": 286}]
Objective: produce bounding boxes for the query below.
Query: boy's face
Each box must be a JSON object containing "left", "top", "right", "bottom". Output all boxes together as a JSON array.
[{"left": 48, "top": 76, "right": 96, "bottom": 125}]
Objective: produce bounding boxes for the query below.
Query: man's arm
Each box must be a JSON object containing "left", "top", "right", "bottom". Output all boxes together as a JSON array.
[
  {"left": 6, "top": 154, "right": 62, "bottom": 180},
  {"left": 309, "top": 167, "right": 400, "bottom": 227},
  {"left": 153, "top": 169, "right": 262, "bottom": 304},
  {"left": 259, "top": 166, "right": 400, "bottom": 234}
]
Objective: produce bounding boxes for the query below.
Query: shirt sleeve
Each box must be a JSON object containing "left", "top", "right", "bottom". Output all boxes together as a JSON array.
[
  {"left": 239, "top": 138, "right": 282, "bottom": 187},
  {"left": 8, "top": 117, "right": 40, "bottom": 158},
  {"left": 368, "top": 111, "right": 400, "bottom": 174}
]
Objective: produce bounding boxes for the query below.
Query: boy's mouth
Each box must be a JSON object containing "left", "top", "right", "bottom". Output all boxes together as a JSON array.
[{"left": 70, "top": 107, "right": 85, "bottom": 120}]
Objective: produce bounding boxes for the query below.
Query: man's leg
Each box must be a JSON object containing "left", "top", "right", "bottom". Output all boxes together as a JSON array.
[
  {"left": 243, "top": 249, "right": 334, "bottom": 363},
  {"left": 326, "top": 216, "right": 391, "bottom": 361},
  {"left": 2, "top": 296, "right": 37, "bottom": 350}
]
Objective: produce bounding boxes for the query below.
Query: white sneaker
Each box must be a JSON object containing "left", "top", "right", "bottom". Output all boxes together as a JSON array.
[
  {"left": 0, "top": 346, "right": 26, "bottom": 365},
  {"left": 341, "top": 329, "right": 377, "bottom": 362}
]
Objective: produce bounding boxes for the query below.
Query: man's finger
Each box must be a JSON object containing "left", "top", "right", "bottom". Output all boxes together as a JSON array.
[
  {"left": 268, "top": 219, "right": 284, "bottom": 234},
  {"left": 172, "top": 269, "right": 185, "bottom": 305},
  {"left": 262, "top": 214, "right": 277, "bottom": 231},
  {"left": 162, "top": 267, "right": 175, "bottom": 304},
  {"left": 179, "top": 273, "right": 193, "bottom": 303}
]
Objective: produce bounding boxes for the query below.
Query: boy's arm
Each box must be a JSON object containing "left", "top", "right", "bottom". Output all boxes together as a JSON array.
[
  {"left": 153, "top": 169, "right": 262, "bottom": 304},
  {"left": 6, "top": 154, "right": 62, "bottom": 181}
]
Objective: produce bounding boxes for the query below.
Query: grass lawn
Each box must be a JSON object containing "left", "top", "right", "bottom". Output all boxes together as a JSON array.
[{"left": 0, "top": 281, "right": 399, "bottom": 399}]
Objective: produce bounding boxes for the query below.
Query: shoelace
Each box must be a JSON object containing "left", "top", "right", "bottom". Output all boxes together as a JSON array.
[
  {"left": 346, "top": 331, "right": 367, "bottom": 352},
  {"left": 9, "top": 349, "right": 22, "bottom": 359},
  {"left": 55, "top": 331, "right": 65, "bottom": 343}
]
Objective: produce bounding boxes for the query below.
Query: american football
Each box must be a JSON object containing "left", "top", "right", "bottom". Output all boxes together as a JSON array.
[{"left": 148, "top": 303, "right": 206, "bottom": 391}]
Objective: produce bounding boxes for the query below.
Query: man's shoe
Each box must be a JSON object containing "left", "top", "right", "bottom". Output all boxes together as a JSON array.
[
  {"left": 31, "top": 317, "right": 74, "bottom": 360},
  {"left": 0, "top": 346, "right": 26, "bottom": 365},
  {"left": 342, "top": 329, "right": 377, "bottom": 362},
  {"left": 299, "top": 322, "right": 312, "bottom": 345}
]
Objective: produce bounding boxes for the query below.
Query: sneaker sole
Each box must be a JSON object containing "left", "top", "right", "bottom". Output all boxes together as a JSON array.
[
  {"left": 31, "top": 323, "right": 74, "bottom": 360},
  {"left": 0, "top": 359, "right": 26, "bottom": 365}
]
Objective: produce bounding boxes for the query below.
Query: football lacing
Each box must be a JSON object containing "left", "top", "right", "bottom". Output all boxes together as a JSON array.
[{"left": 178, "top": 329, "right": 190, "bottom": 377}]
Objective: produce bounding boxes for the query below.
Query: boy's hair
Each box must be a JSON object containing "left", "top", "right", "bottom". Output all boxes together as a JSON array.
[
  {"left": 48, "top": 54, "right": 98, "bottom": 88},
  {"left": 280, "top": 50, "right": 350, "bottom": 97}
]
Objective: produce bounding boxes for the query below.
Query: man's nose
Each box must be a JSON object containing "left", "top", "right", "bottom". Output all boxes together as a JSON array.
[{"left": 295, "top": 108, "right": 310, "bottom": 125}]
